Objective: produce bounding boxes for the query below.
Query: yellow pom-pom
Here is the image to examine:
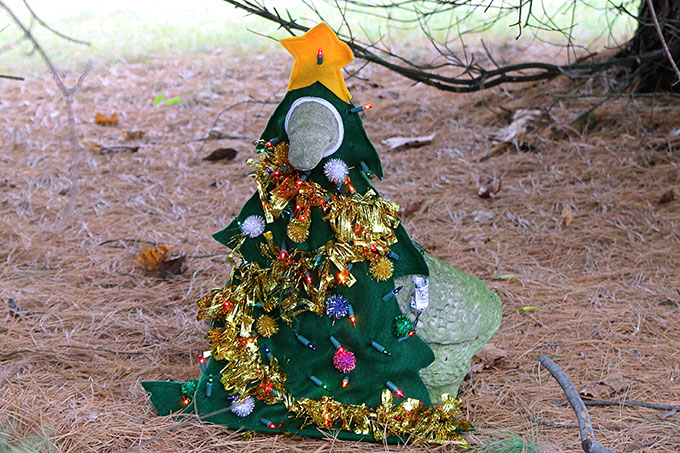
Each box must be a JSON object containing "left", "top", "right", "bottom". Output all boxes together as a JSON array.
[
  {"left": 370, "top": 257, "right": 394, "bottom": 281},
  {"left": 256, "top": 315, "right": 279, "bottom": 338},
  {"left": 287, "top": 220, "right": 310, "bottom": 243}
]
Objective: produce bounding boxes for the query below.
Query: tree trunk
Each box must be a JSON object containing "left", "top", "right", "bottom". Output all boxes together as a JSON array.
[{"left": 617, "top": 0, "right": 680, "bottom": 92}]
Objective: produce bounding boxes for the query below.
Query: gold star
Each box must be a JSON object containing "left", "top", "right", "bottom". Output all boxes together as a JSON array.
[{"left": 280, "top": 22, "right": 354, "bottom": 102}]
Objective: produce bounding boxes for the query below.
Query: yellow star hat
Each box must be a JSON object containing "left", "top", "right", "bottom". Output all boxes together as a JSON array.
[{"left": 280, "top": 22, "right": 354, "bottom": 103}]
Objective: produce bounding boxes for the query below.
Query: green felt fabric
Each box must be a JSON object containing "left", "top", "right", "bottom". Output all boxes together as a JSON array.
[
  {"left": 213, "top": 82, "right": 428, "bottom": 280},
  {"left": 141, "top": 370, "right": 407, "bottom": 443},
  {"left": 261, "top": 81, "right": 384, "bottom": 180},
  {"left": 187, "top": 259, "right": 435, "bottom": 441},
  {"left": 143, "top": 82, "right": 436, "bottom": 442},
  {"left": 140, "top": 381, "right": 186, "bottom": 416}
]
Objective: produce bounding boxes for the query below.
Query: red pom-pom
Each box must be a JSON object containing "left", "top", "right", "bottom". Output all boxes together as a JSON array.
[{"left": 332, "top": 348, "right": 356, "bottom": 373}]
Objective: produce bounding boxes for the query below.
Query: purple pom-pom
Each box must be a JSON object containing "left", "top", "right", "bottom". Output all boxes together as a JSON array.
[
  {"left": 325, "top": 294, "right": 349, "bottom": 319},
  {"left": 333, "top": 348, "right": 356, "bottom": 373}
]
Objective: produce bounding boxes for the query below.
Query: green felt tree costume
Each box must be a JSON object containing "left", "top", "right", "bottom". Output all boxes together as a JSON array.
[{"left": 141, "top": 23, "right": 474, "bottom": 445}]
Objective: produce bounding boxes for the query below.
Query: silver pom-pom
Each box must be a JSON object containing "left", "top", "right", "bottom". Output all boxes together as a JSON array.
[
  {"left": 230, "top": 396, "right": 255, "bottom": 417},
  {"left": 240, "top": 215, "right": 265, "bottom": 238},
  {"left": 323, "top": 159, "right": 348, "bottom": 184}
]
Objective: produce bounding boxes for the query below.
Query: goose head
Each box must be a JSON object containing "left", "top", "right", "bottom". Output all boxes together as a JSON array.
[{"left": 284, "top": 97, "right": 343, "bottom": 171}]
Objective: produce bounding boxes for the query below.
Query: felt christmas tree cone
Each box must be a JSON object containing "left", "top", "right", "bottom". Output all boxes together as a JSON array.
[{"left": 141, "top": 22, "right": 501, "bottom": 445}]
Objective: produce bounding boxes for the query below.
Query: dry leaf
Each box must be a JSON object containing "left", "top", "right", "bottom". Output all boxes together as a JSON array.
[
  {"left": 7, "top": 298, "right": 33, "bottom": 318},
  {"left": 136, "top": 245, "right": 172, "bottom": 272},
  {"left": 99, "top": 145, "right": 139, "bottom": 154},
  {"left": 377, "top": 90, "right": 400, "bottom": 100},
  {"left": 658, "top": 189, "right": 675, "bottom": 204},
  {"left": 491, "top": 109, "right": 542, "bottom": 143},
  {"left": 95, "top": 113, "right": 118, "bottom": 126},
  {"left": 478, "top": 179, "right": 502, "bottom": 199},
  {"left": 398, "top": 200, "right": 423, "bottom": 218},
  {"left": 83, "top": 141, "right": 138, "bottom": 154},
  {"left": 561, "top": 206, "right": 575, "bottom": 227},
  {"left": 599, "top": 371, "right": 630, "bottom": 393},
  {"left": 158, "top": 256, "right": 186, "bottom": 278},
  {"left": 82, "top": 140, "right": 102, "bottom": 152},
  {"left": 121, "top": 130, "right": 145, "bottom": 140},
  {"left": 580, "top": 371, "right": 630, "bottom": 399},
  {"left": 204, "top": 148, "right": 238, "bottom": 161},
  {"left": 381, "top": 133, "right": 435, "bottom": 151},
  {"left": 475, "top": 343, "right": 508, "bottom": 365},
  {"left": 472, "top": 210, "right": 494, "bottom": 223},
  {"left": 468, "top": 363, "right": 486, "bottom": 374}
]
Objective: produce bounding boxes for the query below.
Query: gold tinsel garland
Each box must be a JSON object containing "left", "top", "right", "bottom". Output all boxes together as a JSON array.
[
  {"left": 195, "top": 141, "right": 471, "bottom": 444},
  {"left": 291, "top": 391, "right": 471, "bottom": 445}
]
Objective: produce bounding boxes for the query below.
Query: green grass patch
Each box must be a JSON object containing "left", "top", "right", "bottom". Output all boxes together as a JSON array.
[
  {"left": 470, "top": 430, "right": 544, "bottom": 453},
  {"left": 0, "top": 415, "right": 51, "bottom": 453}
]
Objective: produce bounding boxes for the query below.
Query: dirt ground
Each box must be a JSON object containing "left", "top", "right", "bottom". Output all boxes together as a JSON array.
[{"left": 1, "top": 49, "right": 679, "bottom": 452}]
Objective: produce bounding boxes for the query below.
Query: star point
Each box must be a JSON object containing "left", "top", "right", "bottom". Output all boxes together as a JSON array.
[{"left": 280, "top": 23, "right": 354, "bottom": 102}]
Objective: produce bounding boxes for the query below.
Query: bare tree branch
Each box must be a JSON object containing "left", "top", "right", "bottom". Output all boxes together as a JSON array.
[
  {"left": 0, "top": 74, "right": 24, "bottom": 80},
  {"left": 0, "top": 1, "right": 88, "bottom": 223},
  {"left": 21, "top": 0, "right": 90, "bottom": 46},
  {"left": 645, "top": 0, "right": 680, "bottom": 85},
  {"left": 539, "top": 356, "right": 615, "bottom": 453},
  {"left": 221, "top": 0, "right": 669, "bottom": 93}
]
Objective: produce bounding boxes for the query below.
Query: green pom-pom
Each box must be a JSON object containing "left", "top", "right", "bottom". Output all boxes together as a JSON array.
[
  {"left": 181, "top": 379, "right": 198, "bottom": 398},
  {"left": 392, "top": 314, "right": 414, "bottom": 337}
]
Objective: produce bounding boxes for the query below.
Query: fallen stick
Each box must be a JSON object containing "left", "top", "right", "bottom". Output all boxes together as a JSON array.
[
  {"left": 529, "top": 417, "right": 623, "bottom": 431},
  {"left": 0, "top": 74, "right": 24, "bottom": 80},
  {"left": 120, "top": 404, "right": 235, "bottom": 453},
  {"left": 556, "top": 399, "right": 680, "bottom": 412},
  {"left": 539, "top": 355, "right": 616, "bottom": 453}
]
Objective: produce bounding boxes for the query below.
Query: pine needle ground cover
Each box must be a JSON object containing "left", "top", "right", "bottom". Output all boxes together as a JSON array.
[{"left": 1, "top": 46, "right": 678, "bottom": 451}]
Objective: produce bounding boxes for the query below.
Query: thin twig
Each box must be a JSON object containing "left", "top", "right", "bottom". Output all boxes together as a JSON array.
[
  {"left": 0, "top": 348, "right": 97, "bottom": 359},
  {"left": 0, "top": 74, "right": 24, "bottom": 80},
  {"left": 645, "top": 0, "right": 680, "bottom": 85},
  {"left": 548, "top": 92, "right": 680, "bottom": 99},
  {"left": 539, "top": 356, "right": 615, "bottom": 453},
  {"left": 569, "top": 97, "right": 610, "bottom": 126},
  {"left": 120, "top": 404, "right": 235, "bottom": 453},
  {"left": 529, "top": 417, "right": 623, "bottom": 431},
  {"left": 0, "top": 1, "right": 85, "bottom": 225},
  {"left": 186, "top": 253, "right": 229, "bottom": 259},
  {"left": 556, "top": 399, "right": 680, "bottom": 412},
  {"left": 57, "top": 345, "right": 147, "bottom": 356},
  {"left": 99, "top": 238, "right": 158, "bottom": 247},
  {"left": 197, "top": 99, "right": 277, "bottom": 153},
  {"left": 183, "top": 134, "right": 253, "bottom": 144},
  {"left": 624, "top": 438, "right": 680, "bottom": 453},
  {"left": 21, "top": 0, "right": 90, "bottom": 46}
]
